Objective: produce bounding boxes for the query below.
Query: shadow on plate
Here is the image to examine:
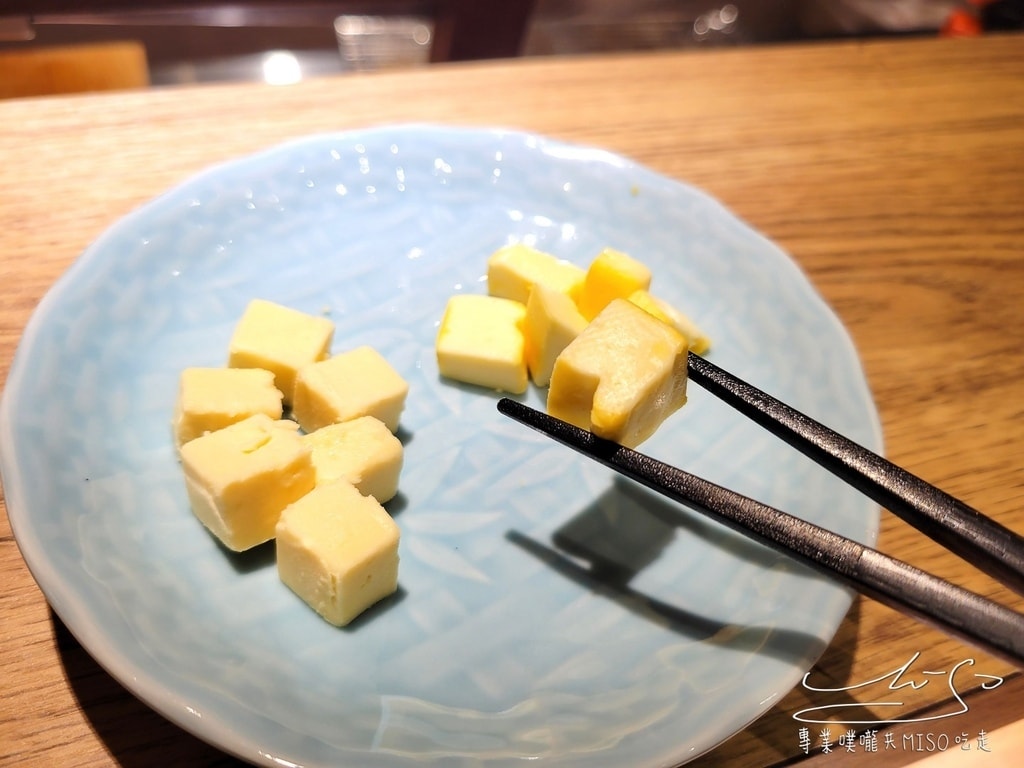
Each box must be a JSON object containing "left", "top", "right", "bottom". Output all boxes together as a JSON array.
[
  {"left": 507, "top": 475, "right": 836, "bottom": 665},
  {"left": 222, "top": 537, "right": 276, "bottom": 574},
  {"left": 340, "top": 585, "right": 408, "bottom": 631},
  {"left": 385, "top": 490, "right": 409, "bottom": 517}
]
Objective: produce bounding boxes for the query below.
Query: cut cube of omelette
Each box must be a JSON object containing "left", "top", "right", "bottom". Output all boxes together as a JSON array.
[
  {"left": 228, "top": 299, "right": 334, "bottom": 406},
  {"left": 577, "top": 248, "right": 652, "bottom": 321},
  {"left": 303, "top": 416, "right": 403, "bottom": 504},
  {"left": 276, "top": 479, "right": 400, "bottom": 627},
  {"left": 628, "top": 289, "right": 712, "bottom": 355},
  {"left": 179, "top": 414, "right": 315, "bottom": 551},
  {"left": 292, "top": 346, "right": 408, "bottom": 434},
  {"left": 524, "top": 284, "right": 588, "bottom": 387},
  {"left": 435, "top": 294, "right": 528, "bottom": 394},
  {"left": 487, "top": 243, "right": 586, "bottom": 305},
  {"left": 547, "top": 298, "right": 688, "bottom": 448},
  {"left": 172, "top": 367, "right": 283, "bottom": 448}
]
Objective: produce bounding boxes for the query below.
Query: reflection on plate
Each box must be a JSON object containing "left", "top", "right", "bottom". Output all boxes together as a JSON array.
[{"left": 0, "top": 125, "right": 881, "bottom": 767}]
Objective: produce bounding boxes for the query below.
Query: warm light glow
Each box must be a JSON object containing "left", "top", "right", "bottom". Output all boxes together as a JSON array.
[{"left": 262, "top": 51, "right": 302, "bottom": 85}]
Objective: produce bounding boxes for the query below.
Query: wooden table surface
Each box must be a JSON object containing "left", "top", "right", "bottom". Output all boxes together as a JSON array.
[{"left": 1, "top": 32, "right": 1022, "bottom": 768}]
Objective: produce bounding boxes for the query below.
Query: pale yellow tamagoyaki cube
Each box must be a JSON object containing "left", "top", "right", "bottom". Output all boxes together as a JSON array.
[
  {"left": 227, "top": 299, "right": 334, "bottom": 405},
  {"left": 292, "top": 346, "right": 408, "bottom": 434},
  {"left": 487, "top": 243, "right": 586, "bottom": 305},
  {"left": 172, "top": 367, "right": 283, "bottom": 448},
  {"left": 577, "top": 248, "right": 653, "bottom": 321},
  {"left": 547, "top": 299, "right": 688, "bottom": 448},
  {"left": 435, "top": 294, "right": 528, "bottom": 394},
  {"left": 303, "top": 416, "right": 403, "bottom": 504},
  {"left": 179, "top": 414, "right": 315, "bottom": 552},
  {"left": 627, "top": 289, "right": 712, "bottom": 355},
  {"left": 276, "top": 479, "right": 400, "bottom": 627},
  {"left": 524, "top": 284, "right": 588, "bottom": 387}
]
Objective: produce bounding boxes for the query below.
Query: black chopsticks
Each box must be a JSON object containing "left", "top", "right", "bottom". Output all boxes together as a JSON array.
[
  {"left": 496, "top": 353, "right": 1024, "bottom": 667},
  {"left": 686, "top": 353, "right": 1024, "bottom": 598}
]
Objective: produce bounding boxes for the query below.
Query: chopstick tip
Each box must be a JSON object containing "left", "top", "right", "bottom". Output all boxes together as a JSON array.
[{"left": 497, "top": 397, "right": 598, "bottom": 451}]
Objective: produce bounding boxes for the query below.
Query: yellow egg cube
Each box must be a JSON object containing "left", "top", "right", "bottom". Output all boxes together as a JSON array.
[
  {"left": 227, "top": 299, "right": 334, "bottom": 405},
  {"left": 304, "top": 416, "right": 403, "bottom": 504},
  {"left": 524, "top": 284, "right": 588, "bottom": 387},
  {"left": 179, "top": 414, "right": 315, "bottom": 552},
  {"left": 276, "top": 479, "right": 400, "bottom": 627},
  {"left": 547, "top": 298, "right": 688, "bottom": 448},
  {"left": 487, "top": 243, "right": 586, "bottom": 305},
  {"left": 292, "top": 346, "right": 408, "bottom": 434},
  {"left": 628, "top": 289, "right": 712, "bottom": 355},
  {"left": 435, "top": 294, "right": 528, "bottom": 394},
  {"left": 172, "top": 367, "right": 283, "bottom": 448},
  {"left": 577, "top": 248, "right": 652, "bottom": 321}
]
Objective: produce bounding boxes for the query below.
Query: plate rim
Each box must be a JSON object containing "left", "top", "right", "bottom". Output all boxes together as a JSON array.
[{"left": 0, "top": 123, "right": 883, "bottom": 767}]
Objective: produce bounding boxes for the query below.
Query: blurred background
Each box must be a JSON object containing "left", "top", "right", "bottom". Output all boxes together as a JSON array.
[{"left": 1, "top": 0, "right": 1021, "bottom": 97}]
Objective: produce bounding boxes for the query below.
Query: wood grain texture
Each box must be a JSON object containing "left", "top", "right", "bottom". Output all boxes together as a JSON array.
[{"left": 1, "top": 33, "right": 1022, "bottom": 768}]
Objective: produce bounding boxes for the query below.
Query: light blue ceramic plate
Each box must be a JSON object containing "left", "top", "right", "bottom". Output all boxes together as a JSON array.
[{"left": 1, "top": 125, "right": 881, "bottom": 767}]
